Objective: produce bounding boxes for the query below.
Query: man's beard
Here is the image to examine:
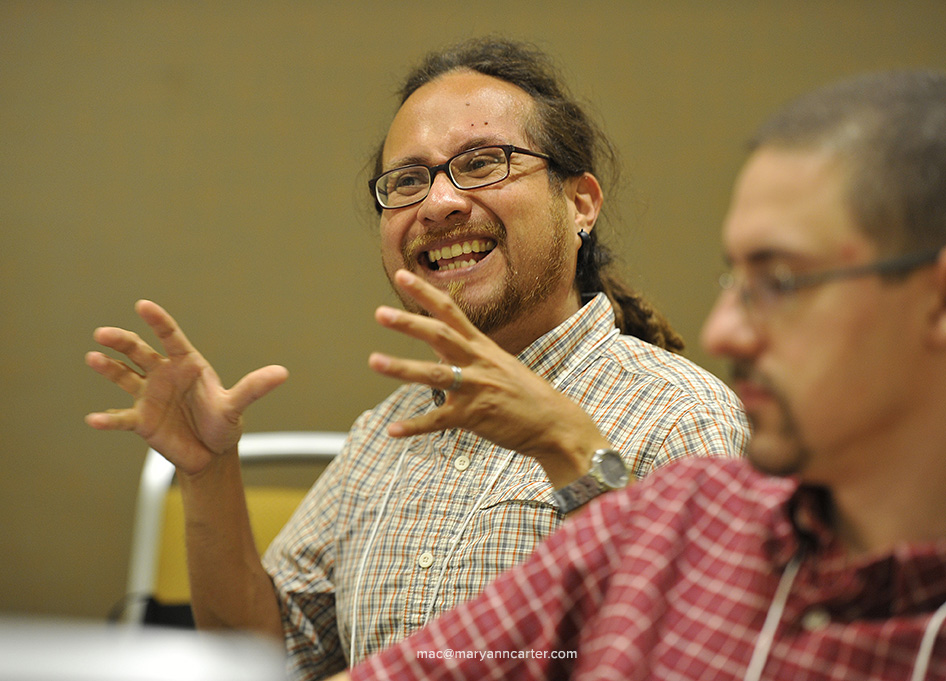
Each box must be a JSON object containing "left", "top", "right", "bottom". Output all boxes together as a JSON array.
[
  {"left": 451, "top": 217, "right": 570, "bottom": 336},
  {"left": 733, "top": 361, "right": 813, "bottom": 477},
  {"left": 393, "top": 202, "right": 573, "bottom": 337}
]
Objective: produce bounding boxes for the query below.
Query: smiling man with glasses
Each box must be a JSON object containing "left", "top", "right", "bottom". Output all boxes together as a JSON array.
[{"left": 86, "top": 37, "right": 749, "bottom": 679}]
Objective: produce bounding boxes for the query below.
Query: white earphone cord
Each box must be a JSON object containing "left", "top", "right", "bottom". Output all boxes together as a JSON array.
[
  {"left": 745, "top": 550, "right": 946, "bottom": 681},
  {"left": 348, "top": 446, "right": 409, "bottom": 665},
  {"left": 910, "top": 597, "right": 946, "bottom": 681},
  {"left": 421, "top": 452, "right": 516, "bottom": 626},
  {"left": 347, "top": 447, "right": 512, "bottom": 663},
  {"left": 743, "top": 553, "right": 802, "bottom": 681}
]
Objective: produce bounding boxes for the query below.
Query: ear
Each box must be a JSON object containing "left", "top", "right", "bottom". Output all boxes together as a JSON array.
[
  {"left": 927, "top": 247, "right": 946, "bottom": 349},
  {"left": 564, "top": 172, "right": 603, "bottom": 233}
]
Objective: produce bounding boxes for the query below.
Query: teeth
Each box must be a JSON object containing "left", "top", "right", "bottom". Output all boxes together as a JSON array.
[
  {"left": 443, "top": 259, "right": 477, "bottom": 271},
  {"left": 426, "top": 239, "right": 495, "bottom": 263}
]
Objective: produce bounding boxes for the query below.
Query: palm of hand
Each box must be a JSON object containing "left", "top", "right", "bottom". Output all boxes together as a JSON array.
[
  {"left": 86, "top": 300, "right": 288, "bottom": 476},
  {"left": 132, "top": 351, "right": 240, "bottom": 474}
]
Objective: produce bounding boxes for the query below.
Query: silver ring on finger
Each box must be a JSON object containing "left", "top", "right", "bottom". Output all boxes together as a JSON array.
[{"left": 447, "top": 365, "right": 463, "bottom": 391}]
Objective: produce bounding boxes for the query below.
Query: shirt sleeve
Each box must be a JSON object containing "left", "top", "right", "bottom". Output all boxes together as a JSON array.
[
  {"left": 349, "top": 486, "right": 625, "bottom": 681},
  {"left": 644, "top": 396, "right": 750, "bottom": 474},
  {"left": 559, "top": 336, "right": 749, "bottom": 481},
  {"left": 262, "top": 444, "right": 350, "bottom": 680}
]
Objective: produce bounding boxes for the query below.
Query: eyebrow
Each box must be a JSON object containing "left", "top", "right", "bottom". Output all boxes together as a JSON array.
[
  {"left": 384, "top": 136, "right": 512, "bottom": 172},
  {"left": 746, "top": 250, "right": 787, "bottom": 266},
  {"left": 724, "top": 248, "right": 816, "bottom": 271}
]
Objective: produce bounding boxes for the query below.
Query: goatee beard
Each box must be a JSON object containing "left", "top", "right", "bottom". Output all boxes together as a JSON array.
[
  {"left": 388, "top": 199, "right": 573, "bottom": 337},
  {"left": 732, "top": 361, "right": 811, "bottom": 477}
]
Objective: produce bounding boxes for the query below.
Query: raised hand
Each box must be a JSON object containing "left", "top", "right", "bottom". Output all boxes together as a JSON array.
[
  {"left": 85, "top": 300, "right": 288, "bottom": 475},
  {"left": 369, "top": 270, "right": 610, "bottom": 485}
]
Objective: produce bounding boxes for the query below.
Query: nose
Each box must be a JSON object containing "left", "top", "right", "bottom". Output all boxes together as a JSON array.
[
  {"left": 416, "top": 169, "right": 472, "bottom": 225},
  {"left": 700, "top": 288, "right": 764, "bottom": 361}
]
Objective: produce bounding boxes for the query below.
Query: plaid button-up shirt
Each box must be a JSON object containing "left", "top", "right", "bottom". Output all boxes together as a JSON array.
[
  {"left": 354, "top": 457, "right": 946, "bottom": 681},
  {"left": 262, "top": 294, "right": 749, "bottom": 680}
]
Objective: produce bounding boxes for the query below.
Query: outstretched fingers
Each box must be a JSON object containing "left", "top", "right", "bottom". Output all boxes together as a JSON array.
[
  {"left": 391, "top": 270, "right": 481, "bottom": 337},
  {"left": 92, "top": 325, "right": 165, "bottom": 373},
  {"left": 134, "top": 299, "right": 199, "bottom": 360},
  {"left": 369, "top": 353, "right": 459, "bottom": 392},
  {"left": 89, "top": 301, "right": 205, "bottom": 379},
  {"left": 85, "top": 350, "right": 145, "bottom": 395},
  {"left": 374, "top": 305, "right": 475, "bottom": 366},
  {"left": 84, "top": 407, "right": 140, "bottom": 432},
  {"left": 86, "top": 300, "right": 291, "bottom": 468},
  {"left": 386, "top": 410, "right": 449, "bottom": 438}
]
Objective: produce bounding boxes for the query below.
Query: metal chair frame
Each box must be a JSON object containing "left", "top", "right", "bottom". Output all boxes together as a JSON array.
[{"left": 123, "top": 431, "right": 346, "bottom": 623}]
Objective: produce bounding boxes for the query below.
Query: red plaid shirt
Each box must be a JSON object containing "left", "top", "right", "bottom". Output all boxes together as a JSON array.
[{"left": 352, "top": 458, "right": 946, "bottom": 681}]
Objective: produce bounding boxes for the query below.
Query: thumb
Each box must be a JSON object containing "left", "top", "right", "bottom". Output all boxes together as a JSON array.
[
  {"left": 229, "top": 365, "right": 289, "bottom": 413},
  {"left": 387, "top": 411, "right": 448, "bottom": 438}
]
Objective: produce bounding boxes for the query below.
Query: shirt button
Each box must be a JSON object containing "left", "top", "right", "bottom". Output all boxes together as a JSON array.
[
  {"left": 454, "top": 455, "right": 470, "bottom": 472},
  {"left": 801, "top": 608, "right": 830, "bottom": 631},
  {"left": 417, "top": 551, "right": 435, "bottom": 569}
]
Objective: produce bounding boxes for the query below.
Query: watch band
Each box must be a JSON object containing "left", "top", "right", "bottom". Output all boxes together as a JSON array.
[
  {"left": 551, "top": 448, "right": 629, "bottom": 514},
  {"left": 551, "top": 474, "right": 605, "bottom": 514}
]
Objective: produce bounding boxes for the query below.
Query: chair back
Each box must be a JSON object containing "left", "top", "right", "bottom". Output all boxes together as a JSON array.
[{"left": 121, "top": 431, "right": 346, "bottom": 625}]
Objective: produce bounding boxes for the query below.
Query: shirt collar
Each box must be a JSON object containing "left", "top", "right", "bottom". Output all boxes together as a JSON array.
[
  {"left": 517, "top": 293, "right": 618, "bottom": 387},
  {"left": 770, "top": 483, "right": 946, "bottom": 616}
]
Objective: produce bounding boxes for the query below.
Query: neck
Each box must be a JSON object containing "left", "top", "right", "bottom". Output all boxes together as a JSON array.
[
  {"left": 824, "top": 426, "right": 946, "bottom": 556},
  {"left": 833, "top": 483, "right": 946, "bottom": 556},
  {"left": 488, "top": 288, "right": 582, "bottom": 355}
]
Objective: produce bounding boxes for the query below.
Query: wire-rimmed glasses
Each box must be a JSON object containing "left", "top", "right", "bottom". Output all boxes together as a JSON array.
[{"left": 719, "top": 248, "right": 941, "bottom": 321}]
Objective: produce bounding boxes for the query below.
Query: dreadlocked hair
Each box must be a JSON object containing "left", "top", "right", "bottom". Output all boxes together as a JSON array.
[{"left": 577, "top": 229, "right": 684, "bottom": 352}]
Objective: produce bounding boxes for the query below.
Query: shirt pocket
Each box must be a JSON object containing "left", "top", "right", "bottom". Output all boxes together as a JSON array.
[
  {"left": 477, "top": 478, "right": 556, "bottom": 510},
  {"left": 434, "top": 477, "right": 560, "bottom": 613}
]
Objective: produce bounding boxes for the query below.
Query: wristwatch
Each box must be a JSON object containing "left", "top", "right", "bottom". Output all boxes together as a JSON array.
[{"left": 551, "top": 448, "right": 630, "bottom": 514}]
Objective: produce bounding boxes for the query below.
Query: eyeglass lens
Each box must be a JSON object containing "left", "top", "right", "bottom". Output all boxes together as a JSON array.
[{"left": 375, "top": 147, "right": 510, "bottom": 208}]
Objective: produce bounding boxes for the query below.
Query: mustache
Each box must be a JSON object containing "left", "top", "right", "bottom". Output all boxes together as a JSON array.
[
  {"left": 403, "top": 220, "right": 506, "bottom": 263},
  {"left": 732, "top": 361, "right": 810, "bottom": 459},
  {"left": 731, "top": 361, "right": 752, "bottom": 383},
  {"left": 731, "top": 361, "right": 777, "bottom": 393}
]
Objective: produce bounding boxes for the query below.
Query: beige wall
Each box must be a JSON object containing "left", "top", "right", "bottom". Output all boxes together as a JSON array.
[{"left": 3, "top": 0, "right": 945, "bottom": 620}]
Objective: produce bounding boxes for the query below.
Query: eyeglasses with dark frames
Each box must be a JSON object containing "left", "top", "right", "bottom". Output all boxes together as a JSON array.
[{"left": 369, "top": 144, "right": 552, "bottom": 209}]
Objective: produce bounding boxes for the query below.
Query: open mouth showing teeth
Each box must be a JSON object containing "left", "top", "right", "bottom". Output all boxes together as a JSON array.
[{"left": 424, "top": 238, "right": 496, "bottom": 271}]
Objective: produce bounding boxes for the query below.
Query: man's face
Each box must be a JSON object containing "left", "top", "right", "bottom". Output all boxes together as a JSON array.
[
  {"left": 701, "top": 147, "right": 932, "bottom": 484},
  {"left": 377, "top": 70, "right": 584, "bottom": 352}
]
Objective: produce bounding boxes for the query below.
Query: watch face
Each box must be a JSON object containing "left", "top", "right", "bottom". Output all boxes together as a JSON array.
[{"left": 596, "top": 451, "right": 629, "bottom": 488}]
